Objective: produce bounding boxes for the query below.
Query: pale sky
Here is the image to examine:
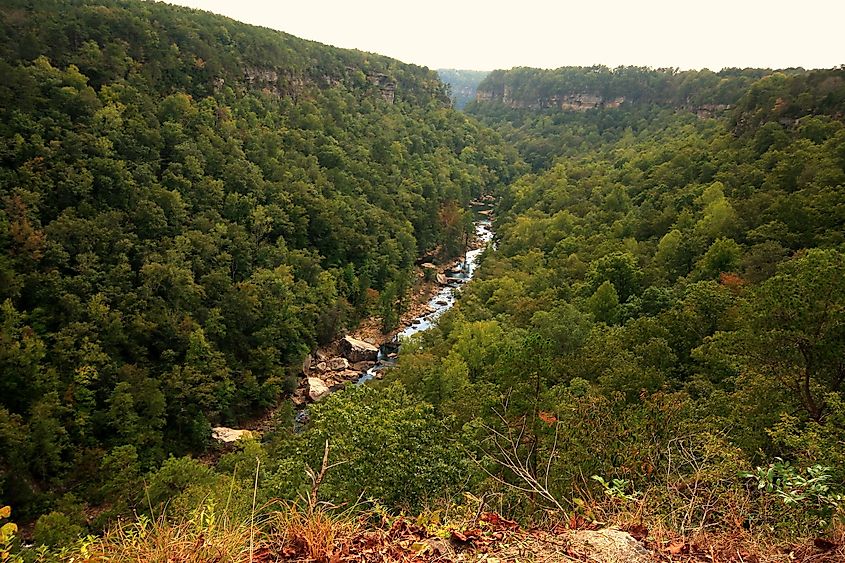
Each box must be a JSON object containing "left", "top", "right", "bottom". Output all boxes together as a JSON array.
[{"left": 166, "top": 0, "right": 844, "bottom": 71}]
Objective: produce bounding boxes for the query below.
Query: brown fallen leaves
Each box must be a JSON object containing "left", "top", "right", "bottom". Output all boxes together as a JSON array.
[
  {"left": 632, "top": 530, "right": 844, "bottom": 563},
  {"left": 272, "top": 511, "right": 521, "bottom": 562},
  {"left": 269, "top": 509, "right": 845, "bottom": 563}
]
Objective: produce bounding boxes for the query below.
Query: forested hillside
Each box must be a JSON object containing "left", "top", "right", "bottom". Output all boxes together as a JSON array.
[
  {"left": 389, "top": 65, "right": 845, "bottom": 532},
  {"left": 0, "top": 0, "right": 522, "bottom": 526},
  {"left": 2, "top": 2, "right": 845, "bottom": 559},
  {"left": 476, "top": 66, "right": 792, "bottom": 106}
]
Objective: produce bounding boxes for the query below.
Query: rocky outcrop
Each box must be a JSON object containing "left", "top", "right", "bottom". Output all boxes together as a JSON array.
[
  {"left": 328, "top": 357, "right": 350, "bottom": 371},
  {"left": 688, "top": 103, "right": 731, "bottom": 119},
  {"left": 243, "top": 67, "right": 393, "bottom": 102},
  {"left": 566, "top": 528, "right": 651, "bottom": 563},
  {"left": 314, "top": 357, "right": 351, "bottom": 372},
  {"left": 477, "top": 87, "right": 733, "bottom": 118},
  {"left": 341, "top": 335, "right": 379, "bottom": 362},
  {"left": 477, "top": 89, "right": 625, "bottom": 112},
  {"left": 558, "top": 93, "right": 624, "bottom": 111},
  {"left": 243, "top": 66, "right": 312, "bottom": 99},
  {"left": 366, "top": 72, "right": 396, "bottom": 103},
  {"left": 211, "top": 427, "right": 255, "bottom": 443},
  {"left": 307, "top": 377, "right": 331, "bottom": 402}
]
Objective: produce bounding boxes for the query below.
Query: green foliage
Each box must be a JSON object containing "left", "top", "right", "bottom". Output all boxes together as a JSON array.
[
  {"left": 144, "top": 456, "right": 217, "bottom": 515},
  {"left": 732, "top": 69, "right": 845, "bottom": 134},
  {"left": 272, "top": 383, "right": 470, "bottom": 509},
  {"left": 587, "top": 281, "right": 620, "bottom": 324},
  {"left": 394, "top": 63, "right": 845, "bottom": 535},
  {"left": 1, "top": 506, "right": 19, "bottom": 563},
  {"left": 0, "top": 0, "right": 521, "bottom": 521},
  {"left": 692, "top": 237, "right": 742, "bottom": 280},
  {"left": 2, "top": 0, "right": 845, "bottom": 546},
  {"left": 709, "top": 249, "right": 845, "bottom": 421},
  {"left": 476, "top": 66, "right": 773, "bottom": 110},
  {"left": 741, "top": 459, "right": 845, "bottom": 529},
  {"left": 591, "top": 475, "right": 641, "bottom": 502},
  {"left": 33, "top": 512, "right": 84, "bottom": 549}
]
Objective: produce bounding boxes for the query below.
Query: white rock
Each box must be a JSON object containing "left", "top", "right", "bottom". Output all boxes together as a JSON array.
[
  {"left": 211, "top": 427, "right": 254, "bottom": 443},
  {"left": 567, "top": 529, "right": 651, "bottom": 563},
  {"left": 307, "top": 377, "right": 330, "bottom": 402}
]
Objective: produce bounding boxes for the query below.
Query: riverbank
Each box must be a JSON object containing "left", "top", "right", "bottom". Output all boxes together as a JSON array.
[
  {"left": 227, "top": 203, "right": 494, "bottom": 436},
  {"left": 290, "top": 214, "right": 493, "bottom": 405}
]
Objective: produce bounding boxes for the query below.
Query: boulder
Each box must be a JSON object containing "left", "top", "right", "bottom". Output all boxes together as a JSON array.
[
  {"left": 211, "top": 427, "right": 254, "bottom": 443},
  {"left": 307, "top": 377, "right": 330, "bottom": 402},
  {"left": 341, "top": 335, "right": 379, "bottom": 362},
  {"left": 328, "top": 357, "right": 350, "bottom": 371},
  {"left": 338, "top": 369, "right": 363, "bottom": 381},
  {"left": 436, "top": 273, "right": 447, "bottom": 285},
  {"left": 566, "top": 529, "right": 651, "bottom": 563},
  {"left": 315, "top": 361, "right": 328, "bottom": 372}
]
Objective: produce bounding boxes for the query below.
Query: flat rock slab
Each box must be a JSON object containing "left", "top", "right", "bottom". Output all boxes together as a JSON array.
[
  {"left": 351, "top": 360, "right": 376, "bottom": 371},
  {"left": 486, "top": 527, "right": 651, "bottom": 563},
  {"left": 342, "top": 335, "right": 379, "bottom": 362},
  {"left": 567, "top": 528, "right": 651, "bottom": 563},
  {"left": 307, "top": 377, "right": 330, "bottom": 402},
  {"left": 211, "top": 427, "right": 255, "bottom": 443},
  {"left": 327, "top": 357, "right": 350, "bottom": 371}
]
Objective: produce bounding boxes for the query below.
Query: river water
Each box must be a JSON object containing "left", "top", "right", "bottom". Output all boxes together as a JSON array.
[
  {"left": 292, "top": 208, "right": 493, "bottom": 426},
  {"left": 356, "top": 213, "right": 493, "bottom": 384}
]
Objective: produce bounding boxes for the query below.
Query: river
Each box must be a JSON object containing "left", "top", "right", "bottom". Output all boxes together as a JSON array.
[{"left": 355, "top": 209, "right": 494, "bottom": 384}]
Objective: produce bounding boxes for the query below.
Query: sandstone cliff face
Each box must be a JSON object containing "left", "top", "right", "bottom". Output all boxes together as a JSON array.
[
  {"left": 243, "top": 66, "right": 314, "bottom": 99},
  {"left": 478, "top": 88, "right": 625, "bottom": 112},
  {"left": 686, "top": 103, "right": 731, "bottom": 119},
  {"left": 476, "top": 88, "right": 731, "bottom": 117},
  {"left": 366, "top": 72, "right": 397, "bottom": 104},
  {"left": 240, "top": 66, "right": 396, "bottom": 103}
]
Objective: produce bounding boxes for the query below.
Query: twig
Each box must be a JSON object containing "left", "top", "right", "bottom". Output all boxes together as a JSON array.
[
  {"left": 305, "top": 440, "right": 347, "bottom": 511},
  {"left": 250, "top": 456, "right": 260, "bottom": 562}
]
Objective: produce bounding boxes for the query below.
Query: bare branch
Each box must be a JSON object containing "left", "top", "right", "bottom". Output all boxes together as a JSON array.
[{"left": 305, "top": 439, "right": 346, "bottom": 511}]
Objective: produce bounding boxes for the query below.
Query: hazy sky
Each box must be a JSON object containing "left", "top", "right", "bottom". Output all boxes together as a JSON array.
[{"left": 167, "top": 0, "right": 844, "bottom": 71}]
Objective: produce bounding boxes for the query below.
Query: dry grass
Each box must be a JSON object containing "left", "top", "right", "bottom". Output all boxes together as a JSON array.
[
  {"left": 78, "top": 501, "right": 365, "bottom": 563},
  {"left": 594, "top": 503, "right": 845, "bottom": 563},
  {"left": 29, "top": 494, "right": 845, "bottom": 563},
  {"left": 85, "top": 514, "right": 259, "bottom": 562},
  {"left": 269, "top": 504, "right": 362, "bottom": 562}
]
